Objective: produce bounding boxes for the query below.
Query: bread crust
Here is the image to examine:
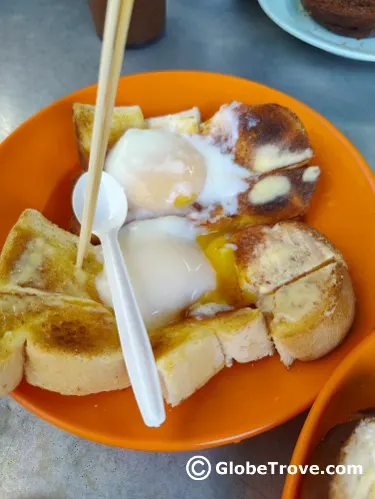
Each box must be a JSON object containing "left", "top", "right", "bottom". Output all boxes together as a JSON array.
[
  {"left": 72, "top": 103, "right": 145, "bottom": 168},
  {"left": 260, "top": 263, "right": 355, "bottom": 365},
  {"left": 0, "top": 288, "right": 130, "bottom": 396},
  {"left": 200, "top": 102, "right": 313, "bottom": 172},
  {"left": 234, "top": 220, "right": 345, "bottom": 297}
]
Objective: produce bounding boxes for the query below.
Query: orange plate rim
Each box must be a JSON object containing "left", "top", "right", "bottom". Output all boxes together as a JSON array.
[{"left": 3, "top": 70, "right": 375, "bottom": 451}]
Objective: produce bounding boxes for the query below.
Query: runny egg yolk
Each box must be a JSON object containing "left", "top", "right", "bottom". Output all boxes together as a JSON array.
[
  {"left": 95, "top": 219, "right": 256, "bottom": 329},
  {"left": 105, "top": 129, "right": 207, "bottom": 212},
  {"left": 197, "top": 233, "right": 245, "bottom": 308}
]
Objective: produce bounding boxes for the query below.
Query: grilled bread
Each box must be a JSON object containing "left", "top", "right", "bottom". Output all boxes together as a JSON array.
[
  {"left": 259, "top": 263, "right": 355, "bottom": 366},
  {"left": 188, "top": 305, "right": 274, "bottom": 365},
  {"left": 150, "top": 318, "right": 225, "bottom": 407},
  {"left": 0, "top": 210, "right": 355, "bottom": 402},
  {"left": 0, "top": 287, "right": 130, "bottom": 396},
  {"left": 72, "top": 103, "right": 145, "bottom": 168},
  {"left": 233, "top": 221, "right": 354, "bottom": 366},
  {"left": 0, "top": 211, "right": 274, "bottom": 403},
  {"left": 150, "top": 306, "right": 274, "bottom": 406},
  {"left": 73, "top": 105, "right": 200, "bottom": 168},
  {"left": 71, "top": 102, "right": 319, "bottom": 233},
  {"left": 145, "top": 107, "right": 201, "bottom": 134},
  {"left": 0, "top": 289, "right": 272, "bottom": 402},
  {"left": 189, "top": 164, "right": 320, "bottom": 231},
  {"left": 73, "top": 102, "right": 313, "bottom": 175},
  {"left": 0, "top": 209, "right": 103, "bottom": 301},
  {"left": 200, "top": 102, "right": 314, "bottom": 172},
  {"left": 234, "top": 220, "right": 345, "bottom": 297},
  {"left": 330, "top": 418, "right": 375, "bottom": 498}
]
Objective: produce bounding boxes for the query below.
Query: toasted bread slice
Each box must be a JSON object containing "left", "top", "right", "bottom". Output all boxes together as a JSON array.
[
  {"left": 0, "top": 329, "right": 26, "bottom": 396},
  {"left": 234, "top": 221, "right": 345, "bottom": 298},
  {"left": 190, "top": 164, "right": 320, "bottom": 231},
  {"left": 201, "top": 102, "right": 313, "bottom": 173},
  {"left": 188, "top": 305, "right": 274, "bottom": 365},
  {"left": 259, "top": 262, "right": 355, "bottom": 366},
  {"left": 151, "top": 306, "right": 273, "bottom": 406},
  {"left": 72, "top": 103, "right": 145, "bottom": 168},
  {"left": 150, "top": 318, "right": 225, "bottom": 407},
  {"left": 0, "top": 287, "right": 130, "bottom": 396},
  {"left": 146, "top": 107, "right": 201, "bottom": 134},
  {"left": 0, "top": 209, "right": 103, "bottom": 301},
  {"left": 330, "top": 418, "right": 375, "bottom": 499}
]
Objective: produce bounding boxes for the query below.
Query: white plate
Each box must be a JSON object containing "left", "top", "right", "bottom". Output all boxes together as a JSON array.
[{"left": 258, "top": 0, "right": 375, "bottom": 62}]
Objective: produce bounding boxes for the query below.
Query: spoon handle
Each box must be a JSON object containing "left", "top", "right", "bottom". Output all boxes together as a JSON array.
[{"left": 101, "top": 231, "right": 166, "bottom": 427}]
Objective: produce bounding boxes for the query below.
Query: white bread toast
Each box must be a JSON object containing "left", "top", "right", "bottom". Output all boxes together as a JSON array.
[
  {"left": 189, "top": 164, "right": 320, "bottom": 231},
  {"left": 73, "top": 105, "right": 200, "bottom": 169},
  {"left": 330, "top": 418, "right": 375, "bottom": 498},
  {"left": 0, "top": 287, "right": 130, "bottom": 396},
  {"left": 259, "top": 263, "right": 355, "bottom": 366},
  {"left": 188, "top": 305, "right": 274, "bottom": 365},
  {"left": 150, "top": 306, "right": 273, "bottom": 406},
  {"left": 234, "top": 220, "right": 346, "bottom": 297},
  {"left": 200, "top": 102, "right": 313, "bottom": 172},
  {"left": 0, "top": 210, "right": 356, "bottom": 403},
  {"left": 0, "top": 211, "right": 273, "bottom": 403},
  {"left": 150, "top": 318, "right": 225, "bottom": 407},
  {"left": 72, "top": 103, "right": 145, "bottom": 168},
  {"left": 145, "top": 107, "right": 201, "bottom": 134},
  {"left": 0, "top": 286, "right": 272, "bottom": 403},
  {"left": 0, "top": 209, "right": 103, "bottom": 302},
  {"left": 233, "top": 221, "right": 354, "bottom": 366}
]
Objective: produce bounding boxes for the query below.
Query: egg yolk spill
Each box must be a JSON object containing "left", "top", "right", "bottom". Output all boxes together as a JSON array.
[{"left": 197, "top": 231, "right": 256, "bottom": 308}]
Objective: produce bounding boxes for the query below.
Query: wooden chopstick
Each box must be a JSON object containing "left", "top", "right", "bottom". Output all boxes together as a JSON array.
[{"left": 76, "top": 0, "right": 135, "bottom": 268}]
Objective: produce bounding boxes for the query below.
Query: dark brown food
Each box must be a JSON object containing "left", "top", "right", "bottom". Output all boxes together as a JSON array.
[
  {"left": 302, "top": 0, "right": 375, "bottom": 39},
  {"left": 88, "top": 0, "right": 166, "bottom": 46}
]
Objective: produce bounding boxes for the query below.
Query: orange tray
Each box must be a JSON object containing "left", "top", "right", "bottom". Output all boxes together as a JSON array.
[
  {"left": 1, "top": 71, "right": 374, "bottom": 450},
  {"left": 283, "top": 330, "right": 375, "bottom": 498}
]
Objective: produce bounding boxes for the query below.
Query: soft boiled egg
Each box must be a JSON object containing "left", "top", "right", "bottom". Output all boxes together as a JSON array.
[
  {"left": 96, "top": 216, "right": 216, "bottom": 329},
  {"left": 105, "top": 128, "right": 250, "bottom": 218},
  {"left": 105, "top": 129, "right": 207, "bottom": 212}
]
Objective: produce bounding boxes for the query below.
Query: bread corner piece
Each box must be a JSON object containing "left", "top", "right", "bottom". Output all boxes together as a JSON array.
[
  {"left": 72, "top": 103, "right": 145, "bottom": 168},
  {"left": 150, "top": 317, "right": 225, "bottom": 407},
  {"left": 259, "top": 262, "right": 355, "bottom": 367},
  {"left": 0, "top": 209, "right": 102, "bottom": 302},
  {"left": 188, "top": 305, "right": 274, "bottom": 365},
  {"left": 0, "top": 287, "right": 130, "bottom": 396},
  {"left": 330, "top": 418, "right": 375, "bottom": 499},
  {"left": 0, "top": 329, "right": 26, "bottom": 396},
  {"left": 150, "top": 306, "right": 274, "bottom": 406},
  {"left": 145, "top": 107, "right": 201, "bottom": 134}
]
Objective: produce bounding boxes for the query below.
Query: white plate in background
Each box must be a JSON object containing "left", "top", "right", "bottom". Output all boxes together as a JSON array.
[{"left": 258, "top": 0, "right": 375, "bottom": 62}]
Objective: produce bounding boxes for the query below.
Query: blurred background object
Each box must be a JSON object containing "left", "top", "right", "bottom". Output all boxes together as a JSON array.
[{"left": 88, "top": 0, "right": 166, "bottom": 47}]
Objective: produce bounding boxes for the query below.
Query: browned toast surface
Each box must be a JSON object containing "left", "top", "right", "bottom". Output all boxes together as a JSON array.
[
  {"left": 72, "top": 103, "right": 145, "bottom": 168},
  {"left": 0, "top": 210, "right": 103, "bottom": 301},
  {"left": 201, "top": 102, "right": 313, "bottom": 172},
  {"left": 234, "top": 220, "right": 345, "bottom": 297}
]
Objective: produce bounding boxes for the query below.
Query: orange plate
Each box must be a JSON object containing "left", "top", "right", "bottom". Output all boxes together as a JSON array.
[
  {"left": 2, "top": 71, "right": 375, "bottom": 450},
  {"left": 282, "top": 330, "right": 375, "bottom": 498}
]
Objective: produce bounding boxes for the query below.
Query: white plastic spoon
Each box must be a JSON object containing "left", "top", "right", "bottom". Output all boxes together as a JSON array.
[{"left": 73, "top": 171, "right": 166, "bottom": 428}]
